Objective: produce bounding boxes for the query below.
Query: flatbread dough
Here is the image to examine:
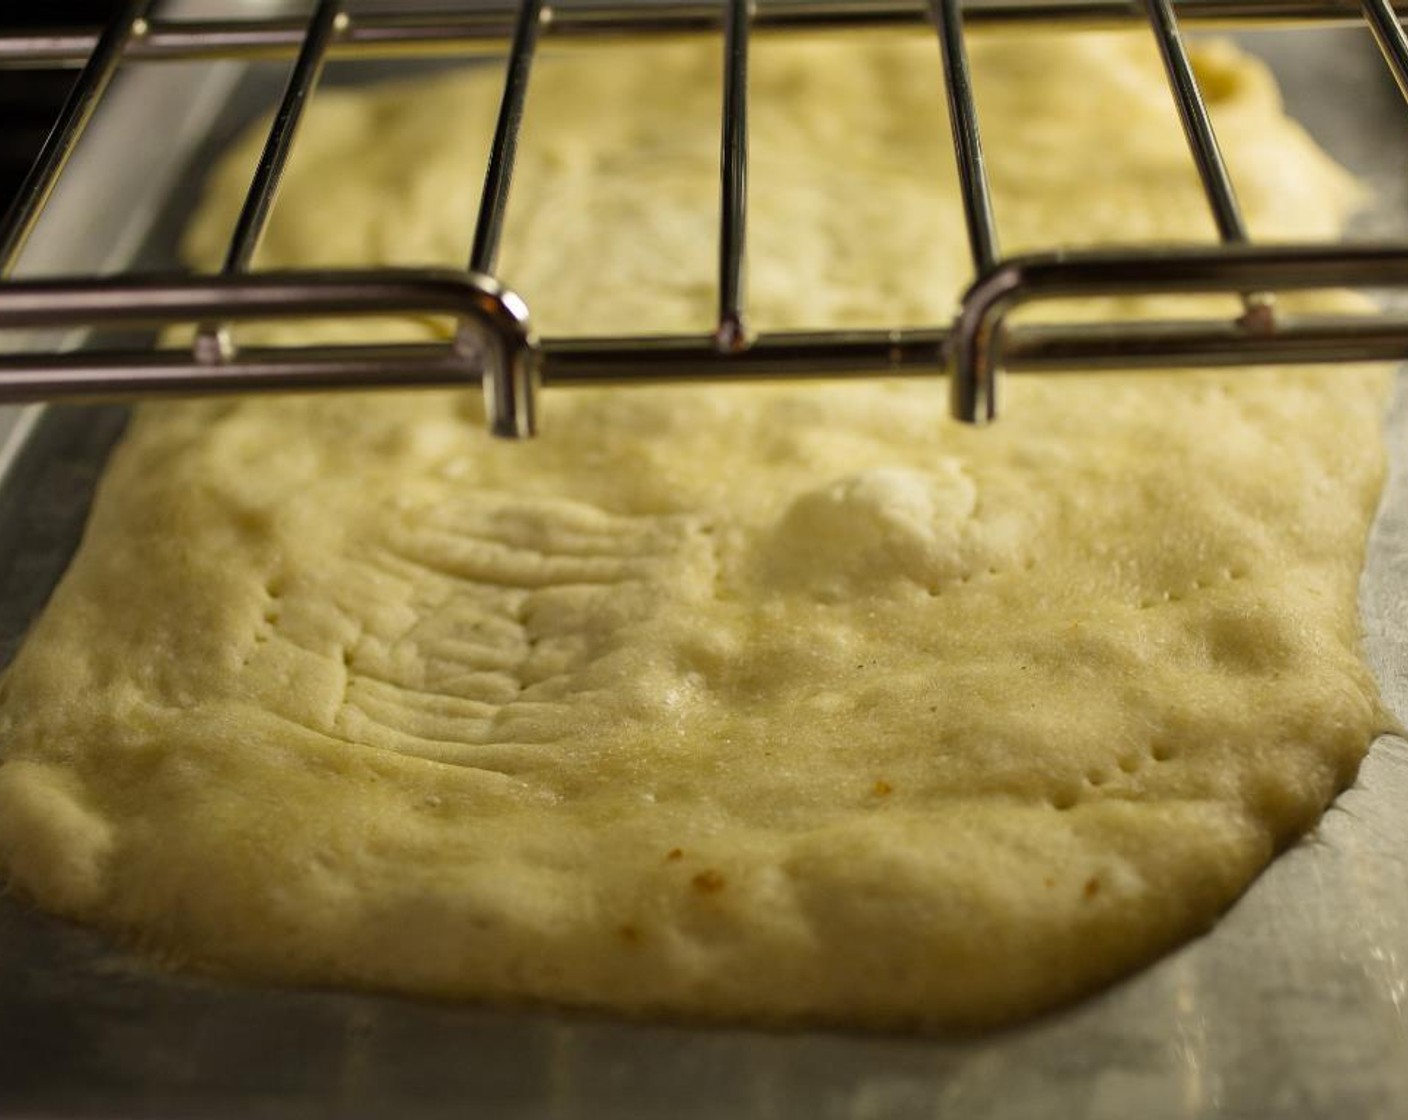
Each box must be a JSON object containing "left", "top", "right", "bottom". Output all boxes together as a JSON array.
[{"left": 0, "top": 32, "right": 1395, "bottom": 1028}]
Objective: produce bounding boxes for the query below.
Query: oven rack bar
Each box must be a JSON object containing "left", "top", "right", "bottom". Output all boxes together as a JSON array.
[
  {"left": 931, "top": 0, "right": 999, "bottom": 277},
  {"left": 716, "top": 0, "right": 752, "bottom": 351},
  {"left": 5, "top": 309, "right": 1408, "bottom": 396},
  {"left": 1140, "top": 0, "right": 1272, "bottom": 326},
  {"left": 3, "top": 310, "right": 1408, "bottom": 402},
  {"left": 6, "top": 2, "right": 1408, "bottom": 67},
  {"left": 1361, "top": 0, "right": 1408, "bottom": 97},
  {"left": 1145, "top": 0, "right": 1248, "bottom": 247},
  {"left": 465, "top": 0, "right": 547, "bottom": 435},
  {"left": 469, "top": 0, "right": 545, "bottom": 279},
  {"left": 3, "top": 243, "right": 1408, "bottom": 390},
  {"left": 195, "top": 0, "right": 344, "bottom": 362},
  {"left": 3, "top": 0, "right": 1408, "bottom": 430}
]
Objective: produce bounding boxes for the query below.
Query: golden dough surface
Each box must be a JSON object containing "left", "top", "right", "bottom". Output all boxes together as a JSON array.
[{"left": 0, "top": 33, "right": 1395, "bottom": 1027}]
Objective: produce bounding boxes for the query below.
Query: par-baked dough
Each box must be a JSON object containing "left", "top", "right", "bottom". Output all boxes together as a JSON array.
[{"left": 0, "top": 32, "right": 1395, "bottom": 1028}]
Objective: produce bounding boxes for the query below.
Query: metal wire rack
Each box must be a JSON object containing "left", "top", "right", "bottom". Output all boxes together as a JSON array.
[{"left": 3, "top": 0, "right": 1408, "bottom": 433}]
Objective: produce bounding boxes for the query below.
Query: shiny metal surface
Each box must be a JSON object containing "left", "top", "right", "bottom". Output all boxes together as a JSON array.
[
  {"left": 929, "top": 0, "right": 999, "bottom": 420},
  {"left": 469, "top": 0, "right": 544, "bottom": 278},
  {"left": 716, "top": 0, "right": 752, "bottom": 352},
  {"left": 1360, "top": 0, "right": 1408, "bottom": 96},
  {"left": 192, "top": 0, "right": 343, "bottom": 361},
  {"left": 466, "top": 0, "right": 546, "bottom": 437},
  {"left": 1138, "top": 0, "right": 1274, "bottom": 326},
  {"left": 947, "top": 243, "right": 1408, "bottom": 421},
  {"left": 0, "top": 270, "right": 535, "bottom": 400},
  {"left": 6, "top": 1, "right": 1408, "bottom": 430},
  {"left": 930, "top": 0, "right": 998, "bottom": 275},
  {"left": 1142, "top": 0, "right": 1250, "bottom": 247},
  {"left": 210, "top": 0, "right": 340, "bottom": 279},
  {"left": 5, "top": 1, "right": 1408, "bottom": 67},
  {"left": 11, "top": 274, "right": 1408, "bottom": 396},
  {"left": 9, "top": 311, "right": 1408, "bottom": 398}
]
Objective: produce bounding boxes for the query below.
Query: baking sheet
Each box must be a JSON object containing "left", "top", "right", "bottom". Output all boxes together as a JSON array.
[{"left": 2, "top": 20, "right": 1407, "bottom": 1120}]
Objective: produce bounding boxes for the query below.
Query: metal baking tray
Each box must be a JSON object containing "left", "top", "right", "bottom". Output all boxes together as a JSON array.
[{"left": 2, "top": 20, "right": 1407, "bottom": 1120}]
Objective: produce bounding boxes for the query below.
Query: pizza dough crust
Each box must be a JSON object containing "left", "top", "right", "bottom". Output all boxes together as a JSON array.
[{"left": 0, "top": 32, "right": 1394, "bottom": 1028}]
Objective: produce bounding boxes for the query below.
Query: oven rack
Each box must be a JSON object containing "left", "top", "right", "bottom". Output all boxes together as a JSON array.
[{"left": 3, "top": 0, "right": 1408, "bottom": 433}]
